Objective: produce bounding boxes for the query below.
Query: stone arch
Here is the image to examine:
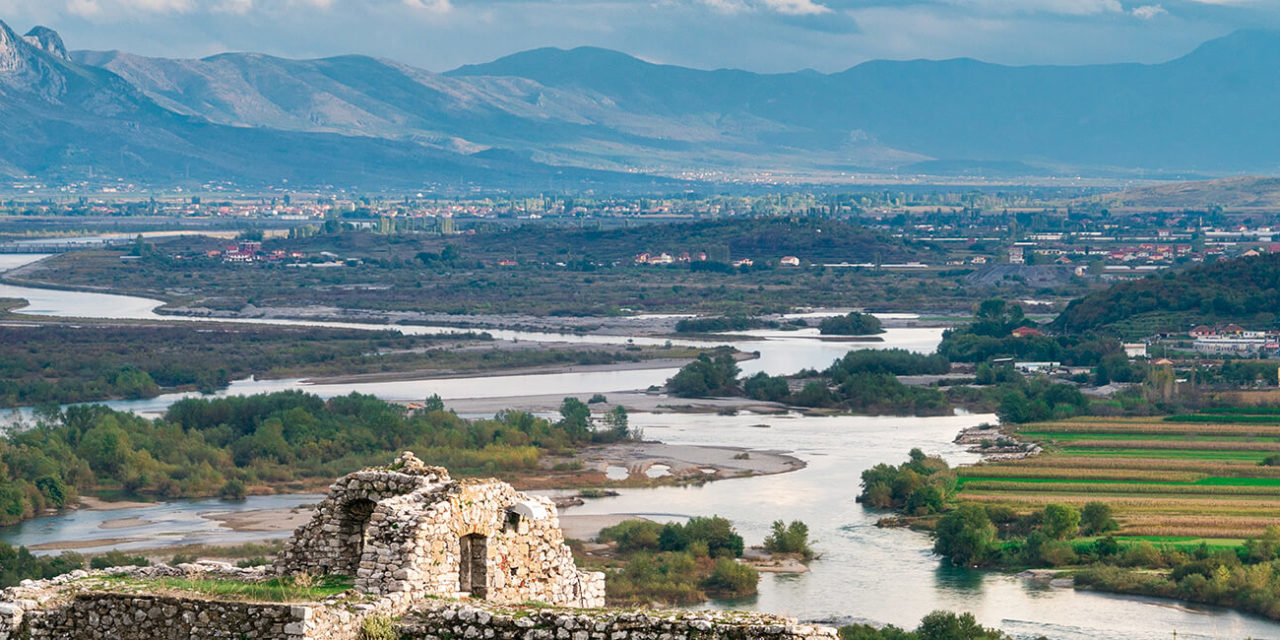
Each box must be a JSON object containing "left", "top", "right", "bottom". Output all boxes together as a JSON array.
[
  {"left": 458, "top": 533, "right": 488, "bottom": 598},
  {"left": 335, "top": 497, "right": 377, "bottom": 576}
]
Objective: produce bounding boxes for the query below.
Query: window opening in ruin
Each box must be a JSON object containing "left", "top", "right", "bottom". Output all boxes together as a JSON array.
[{"left": 459, "top": 533, "right": 488, "bottom": 597}]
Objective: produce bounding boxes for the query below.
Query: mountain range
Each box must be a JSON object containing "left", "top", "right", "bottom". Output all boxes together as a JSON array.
[{"left": 6, "top": 20, "right": 1280, "bottom": 189}]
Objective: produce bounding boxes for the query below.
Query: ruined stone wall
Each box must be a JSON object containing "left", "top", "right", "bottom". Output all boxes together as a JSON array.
[
  {"left": 396, "top": 603, "right": 841, "bottom": 640},
  {"left": 354, "top": 480, "right": 604, "bottom": 607},
  {"left": 0, "top": 565, "right": 423, "bottom": 640},
  {"left": 24, "top": 593, "right": 302, "bottom": 640},
  {"left": 272, "top": 462, "right": 451, "bottom": 578}
]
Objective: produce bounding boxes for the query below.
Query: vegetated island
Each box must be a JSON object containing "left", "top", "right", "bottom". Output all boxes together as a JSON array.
[{"left": 0, "top": 315, "right": 722, "bottom": 408}]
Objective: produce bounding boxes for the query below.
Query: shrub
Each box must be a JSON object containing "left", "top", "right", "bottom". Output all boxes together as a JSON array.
[
  {"left": 934, "top": 504, "right": 999, "bottom": 567},
  {"left": 360, "top": 614, "right": 398, "bottom": 640},
  {"left": 89, "top": 550, "right": 148, "bottom": 570},
  {"left": 700, "top": 558, "right": 758, "bottom": 598},
  {"left": 763, "top": 520, "right": 814, "bottom": 560},
  {"left": 1079, "top": 502, "right": 1118, "bottom": 535}
]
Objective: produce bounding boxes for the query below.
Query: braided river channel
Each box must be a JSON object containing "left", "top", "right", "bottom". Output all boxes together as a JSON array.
[{"left": 0, "top": 253, "right": 1276, "bottom": 639}]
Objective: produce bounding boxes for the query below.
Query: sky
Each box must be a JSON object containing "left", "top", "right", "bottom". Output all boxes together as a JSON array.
[{"left": 0, "top": 0, "right": 1276, "bottom": 73}]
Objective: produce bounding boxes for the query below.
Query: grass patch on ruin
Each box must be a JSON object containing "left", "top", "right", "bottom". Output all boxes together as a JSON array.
[{"left": 93, "top": 574, "right": 355, "bottom": 603}]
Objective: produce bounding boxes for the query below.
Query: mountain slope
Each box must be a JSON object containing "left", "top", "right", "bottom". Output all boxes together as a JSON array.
[
  {"left": 1085, "top": 176, "right": 1280, "bottom": 209},
  {"left": 450, "top": 33, "right": 1280, "bottom": 173},
  {"left": 1, "top": 21, "right": 672, "bottom": 189},
  {"left": 21, "top": 24, "right": 1280, "bottom": 181}
]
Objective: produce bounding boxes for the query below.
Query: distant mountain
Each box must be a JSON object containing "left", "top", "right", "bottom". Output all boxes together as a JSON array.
[
  {"left": 452, "top": 35, "right": 1280, "bottom": 174},
  {"left": 1084, "top": 176, "right": 1280, "bottom": 209},
  {"left": 11, "top": 22, "right": 1280, "bottom": 187},
  {"left": 0, "top": 20, "right": 670, "bottom": 190}
]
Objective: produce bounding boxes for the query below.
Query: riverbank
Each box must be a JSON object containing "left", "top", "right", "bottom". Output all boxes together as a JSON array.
[
  {"left": 302, "top": 352, "right": 759, "bottom": 386},
  {"left": 23, "top": 439, "right": 803, "bottom": 555}
]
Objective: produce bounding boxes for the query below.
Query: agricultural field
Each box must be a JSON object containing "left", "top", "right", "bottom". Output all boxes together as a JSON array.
[{"left": 958, "top": 410, "right": 1280, "bottom": 540}]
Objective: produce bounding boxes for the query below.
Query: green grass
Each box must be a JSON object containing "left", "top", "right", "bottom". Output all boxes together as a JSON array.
[
  {"left": 1061, "top": 448, "right": 1271, "bottom": 462},
  {"left": 96, "top": 574, "right": 354, "bottom": 603},
  {"left": 1021, "top": 432, "right": 1280, "bottom": 443},
  {"left": 1108, "top": 536, "right": 1247, "bottom": 550},
  {"left": 961, "top": 476, "right": 1280, "bottom": 488}
]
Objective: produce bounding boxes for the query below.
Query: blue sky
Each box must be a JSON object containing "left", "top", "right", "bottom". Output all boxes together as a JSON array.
[{"left": 0, "top": 0, "right": 1275, "bottom": 72}]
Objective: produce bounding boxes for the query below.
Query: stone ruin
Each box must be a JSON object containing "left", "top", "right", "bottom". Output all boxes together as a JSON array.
[
  {"left": 0, "top": 453, "right": 839, "bottom": 640},
  {"left": 272, "top": 451, "right": 605, "bottom": 608}
]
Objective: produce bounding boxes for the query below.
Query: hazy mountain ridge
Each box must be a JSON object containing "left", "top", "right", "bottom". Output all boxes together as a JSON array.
[
  {"left": 0, "top": 20, "right": 674, "bottom": 189},
  {"left": 9, "top": 21, "right": 1280, "bottom": 187}
]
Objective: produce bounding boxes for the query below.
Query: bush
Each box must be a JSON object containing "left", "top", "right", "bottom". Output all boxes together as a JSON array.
[
  {"left": 360, "top": 614, "right": 399, "bottom": 640},
  {"left": 700, "top": 558, "right": 758, "bottom": 598},
  {"left": 763, "top": 520, "right": 814, "bottom": 560},
  {"left": 666, "top": 352, "right": 741, "bottom": 397},
  {"left": 599, "top": 520, "right": 662, "bottom": 553},
  {"left": 1080, "top": 502, "right": 1118, "bottom": 535},
  {"left": 818, "top": 312, "right": 884, "bottom": 336},
  {"left": 1039, "top": 504, "right": 1080, "bottom": 540},
  {"left": 743, "top": 373, "right": 790, "bottom": 402},
  {"left": 89, "top": 550, "right": 148, "bottom": 570},
  {"left": 220, "top": 479, "right": 247, "bottom": 500},
  {"left": 934, "top": 504, "right": 999, "bottom": 567}
]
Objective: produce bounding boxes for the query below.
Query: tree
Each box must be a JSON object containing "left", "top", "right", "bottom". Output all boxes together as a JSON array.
[
  {"left": 665, "top": 352, "right": 741, "bottom": 398},
  {"left": 915, "top": 611, "right": 1007, "bottom": 640},
  {"left": 1040, "top": 503, "right": 1080, "bottom": 540},
  {"left": 763, "top": 520, "right": 814, "bottom": 559},
  {"left": 934, "top": 504, "right": 999, "bottom": 566},
  {"left": 601, "top": 406, "right": 632, "bottom": 441},
  {"left": 818, "top": 312, "right": 884, "bottom": 336},
  {"left": 557, "top": 398, "right": 592, "bottom": 442},
  {"left": 1080, "top": 501, "right": 1118, "bottom": 535},
  {"left": 743, "top": 373, "right": 790, "bottom": 402}
]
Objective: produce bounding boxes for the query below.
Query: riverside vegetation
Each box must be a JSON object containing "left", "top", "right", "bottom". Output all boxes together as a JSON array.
[
  {"left": 0, "top": 321, "right": 702, "bottom": 408},
  {"left": 589, "top": 517, "right": 759, "bottom": 605},
  {"left": 0, "top": 390, "right": 641, "bottom": 527}
]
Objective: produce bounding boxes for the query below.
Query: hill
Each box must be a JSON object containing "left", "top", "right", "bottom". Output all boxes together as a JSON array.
[
  {"left": 1053, "top": 253, "right": 1280, "bottom": 337},
  {"left": 0, "top": 20, "right": 671, "bottom": 190},
  {"left": 1084, "top": 176, "right": 1280, "bottom": 209},
  {"left": 49, "top": 26, "right": 1280, "bottom": 182},
  {"left": 9, "top": 23, "right": 1280, "bottom": 184}
]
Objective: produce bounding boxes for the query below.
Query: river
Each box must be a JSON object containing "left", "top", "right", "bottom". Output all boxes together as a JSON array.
[{"left": 0, "top": 253, "right": 1276, "bottom": 639}]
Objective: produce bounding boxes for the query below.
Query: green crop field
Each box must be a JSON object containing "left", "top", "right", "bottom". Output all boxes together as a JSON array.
[{"left": 958, "top": 411, "right": 1280, "bottom": 538}]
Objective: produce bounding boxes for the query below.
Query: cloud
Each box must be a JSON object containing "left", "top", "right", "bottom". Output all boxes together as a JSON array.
[
  {"left": 943, "top": 0, "right": 1123, "bottom": 16},
  {"left": 64, "top": 0, "right": 195, "bottom": 16},
  {"left": 760, "top": 0, "right": 831, "bottom": 15},
  {"left": 697, "top": 0, "right": 831, "bottom": 15},
  {"left": 1131, "top": 4, "right": 1166, "bottom": 18},
  {"left": 215, "top": 0, "right": 253, "bottom": 13},
  {"left": 403, "top": 0, "right": 452, "bottom": 11}
]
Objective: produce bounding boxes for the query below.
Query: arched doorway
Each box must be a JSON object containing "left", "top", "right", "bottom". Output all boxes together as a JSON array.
[
  {"left": 337, "top": 498, "right": 377, "bottom": 575},
  {"left": 458, "top": 534, "right": 488, "bottom": 598}
]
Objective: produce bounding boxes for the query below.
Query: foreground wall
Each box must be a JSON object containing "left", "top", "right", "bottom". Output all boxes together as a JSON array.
[{"left": 397, "top": 603, "right": 841, "bottom": 640}]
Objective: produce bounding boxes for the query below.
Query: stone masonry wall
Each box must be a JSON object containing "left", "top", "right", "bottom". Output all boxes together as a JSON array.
[
  {"left": 272, "top": 458, "right": 451, "bottom": 578},
  {"left": 275, "top": 453, "right": 604, "bottom": 608},
  {"left": 397, "top": 602, "right": 841, "bottom": 640},
  {"left": 356, "top": 480, "right": 605, "bottom": 607}
]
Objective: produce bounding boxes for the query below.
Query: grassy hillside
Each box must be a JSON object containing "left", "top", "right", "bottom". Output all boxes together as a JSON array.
[
  {"left": 1053, "top": 253, "right": 1280, "bottom": 337},
  {"left": 1086, "top": 176, "right": 1280, "bottom": 209}
]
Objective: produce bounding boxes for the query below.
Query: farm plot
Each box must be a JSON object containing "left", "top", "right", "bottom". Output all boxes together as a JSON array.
[{"left": 957, "top": 411, "right": 1280, "bottom": 538}]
